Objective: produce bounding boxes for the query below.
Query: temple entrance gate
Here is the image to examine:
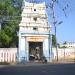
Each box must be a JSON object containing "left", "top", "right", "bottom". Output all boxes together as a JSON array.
[{"left": 29, "top": 42, "right": 43, "bottom": 61}]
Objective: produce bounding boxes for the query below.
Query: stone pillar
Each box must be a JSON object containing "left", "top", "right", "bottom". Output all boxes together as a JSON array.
[
  {"left": 43, "top": 38, "right": 49, "bottom": 62},
  {"left": 25, "top": 40, "right": 29, "bottom": 62},
  {"left": 18, "top": 33, "right": 26, "bottom": 63}
]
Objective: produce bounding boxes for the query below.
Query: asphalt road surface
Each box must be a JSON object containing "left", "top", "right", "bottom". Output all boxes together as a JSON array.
[{"left": 0, "top": 63, "right": 75, "bottom": 75}]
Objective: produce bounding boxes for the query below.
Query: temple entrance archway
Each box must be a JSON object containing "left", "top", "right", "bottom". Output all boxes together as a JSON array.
[{"left": 29, "top": 42, "right": 43, "bottom": 61}]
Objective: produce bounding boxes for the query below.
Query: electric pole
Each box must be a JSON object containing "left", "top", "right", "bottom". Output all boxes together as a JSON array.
[{"left": 46, "top": 0, "right": 69, "bottom": 62}]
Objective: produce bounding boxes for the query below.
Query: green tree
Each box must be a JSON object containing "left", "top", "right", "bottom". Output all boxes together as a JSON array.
[
  {"left": 63, "top": 41, "right": 67, "bottom": 45},
  {"left": 52, "top": 34, "right": 56, "bottom": 47},
  {"left": 0, "top": 0, "right": 22, "bottom": 47},
  {"left": 62, "top": 41, "right": 67, "bottom": 48}
]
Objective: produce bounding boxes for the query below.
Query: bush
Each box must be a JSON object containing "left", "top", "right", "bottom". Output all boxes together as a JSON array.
[{"left": 0, "top": 62, "right": 10, "bottom": 65}]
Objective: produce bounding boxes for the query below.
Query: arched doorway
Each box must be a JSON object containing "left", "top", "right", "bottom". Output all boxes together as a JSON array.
[{"left": 29, "top": 42, "right": 43, "bottom": 61}]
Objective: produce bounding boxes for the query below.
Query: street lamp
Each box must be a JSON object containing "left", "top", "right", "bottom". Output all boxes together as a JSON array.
[{"left": 54, "top": 21, "right": 63, "bottom": 61}]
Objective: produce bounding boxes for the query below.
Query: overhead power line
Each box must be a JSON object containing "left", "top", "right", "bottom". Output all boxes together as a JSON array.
[{"left": 46, "top": 0, "right": 70, "bottom": 62}]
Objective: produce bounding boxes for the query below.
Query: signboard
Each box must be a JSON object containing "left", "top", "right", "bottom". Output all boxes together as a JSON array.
[{"left": 27, "top": 36, "right": 45, "bottom": 42}]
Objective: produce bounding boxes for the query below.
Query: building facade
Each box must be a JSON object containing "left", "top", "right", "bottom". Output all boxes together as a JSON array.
[
  {"left": 60, "top": 42, "right": 75, "bottom": 48},
  {"left": 18, "top": 1, "right": 51, "bottom": 62}
]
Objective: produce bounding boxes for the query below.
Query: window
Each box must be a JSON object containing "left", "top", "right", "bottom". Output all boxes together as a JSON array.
[
  {"left": 33, "top": 27, "right": 38, "bottom": 31},
  {"left": 34, "top": 9, "right": 36, "bottom": 11},
  {"left": 33, "top": 17, "right": 37, "bottom": 21}
]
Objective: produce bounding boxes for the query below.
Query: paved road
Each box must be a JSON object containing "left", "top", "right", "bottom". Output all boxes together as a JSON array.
[{"left": 0, "top": 63, "right": 75, "bottom": 75}]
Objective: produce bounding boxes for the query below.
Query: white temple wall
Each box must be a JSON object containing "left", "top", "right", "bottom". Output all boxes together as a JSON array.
[
  {"left": 43, "top": 38, "right": 49, "bottom": 61},
  {"left": 0, "top": 48, "right": 17, "bottom": 63},
  {"left": 19, "top": 36, "right": 26, "bottom": 62}
]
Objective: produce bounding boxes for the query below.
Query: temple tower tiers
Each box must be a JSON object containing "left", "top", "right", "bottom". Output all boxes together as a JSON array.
[{"left": 18, "top": 0, "right": 51, "bottom": 62}]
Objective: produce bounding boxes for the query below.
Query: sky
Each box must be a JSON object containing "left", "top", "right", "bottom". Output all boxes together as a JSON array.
[
  {"left": 45, "top": 0, "right": 75, "bottom": 43},
  {"left": 56, "top": 0, "right": 75, "bottom": 43},
  {"left": 57, "top": 0, "right": 75, "bottom": 43}
]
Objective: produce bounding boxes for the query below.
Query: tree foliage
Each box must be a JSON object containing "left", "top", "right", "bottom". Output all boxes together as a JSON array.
[
  {"left": 0, "top": 0, "right": 22, "bottom": 48},
  {"left": 52, "top": 34, "right": 56, "bottom": 47}
]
